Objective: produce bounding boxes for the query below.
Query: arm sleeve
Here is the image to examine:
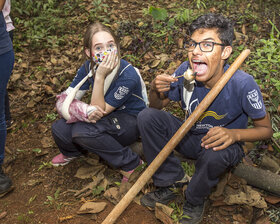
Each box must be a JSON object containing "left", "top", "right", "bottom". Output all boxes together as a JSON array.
[
  {"left": 105, "top": 77, "right": 138, "bottom": 108},
  {"left": 241, "top": 75, "right": 266, "bottom": 119}
]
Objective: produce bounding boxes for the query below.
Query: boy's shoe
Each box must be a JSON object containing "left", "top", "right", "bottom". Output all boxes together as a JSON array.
[
  {"left": 140, "top": 186, "right": 178, "bottom": 208},
  {"left": 51, "top": 153, "right": 77, "bottom": 166},
  {"left": 179, "top": 201, "right": 206, "bottom": 224},
  {"left": 0, "top": 166, "right": 13, "bottom": 198},
  {"left": 121, "top": 159, "right": 144, "bottom": 183},
  {"left": 140, "top": 176, "right": 189, "bottom": 208}
]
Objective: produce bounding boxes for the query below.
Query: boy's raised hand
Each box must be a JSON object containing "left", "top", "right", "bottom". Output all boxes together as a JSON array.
[
  {"left": 201, "top": 127, "right": 238, "bottom": 151},
  {"left": 151, "top": 74, "right": 177, "bottom": 93}
]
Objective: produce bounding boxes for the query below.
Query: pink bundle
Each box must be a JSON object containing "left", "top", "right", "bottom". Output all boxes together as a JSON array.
[{"left": 56, "top": 93, "right": 91, "bottom": 123}]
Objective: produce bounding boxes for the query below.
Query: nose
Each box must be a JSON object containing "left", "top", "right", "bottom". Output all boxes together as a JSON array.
[{"left": 192, "top": 43, "right": 202, "bottom": 55}]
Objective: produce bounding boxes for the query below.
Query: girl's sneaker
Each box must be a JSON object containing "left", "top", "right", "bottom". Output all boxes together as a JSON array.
[
  {"left": 121, "top": 159, "right": 144, "bottom": 183},
  {"left": 51, "top": 153, "right": 77, "bottom": 166}
]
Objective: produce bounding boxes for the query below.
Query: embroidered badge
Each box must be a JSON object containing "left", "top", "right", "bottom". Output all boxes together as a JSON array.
[
  {"left": 114, "top": 86, "right": 129, "bottom": 100},
  {"left": 247, "top": 89, "right": 262, "bottom": 109}
]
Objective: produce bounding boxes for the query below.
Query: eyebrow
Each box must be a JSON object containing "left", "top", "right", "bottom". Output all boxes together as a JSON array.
[
  {"left": 190, "top": 38, "right": 215, "bottom": 42},
  {"left": 93, "top": 40, "right": 115, "bottom": 47}
]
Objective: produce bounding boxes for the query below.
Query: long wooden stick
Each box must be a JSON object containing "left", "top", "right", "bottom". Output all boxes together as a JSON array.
[{"left": 102, "top": 49, "right": 251, "bottom": 224}]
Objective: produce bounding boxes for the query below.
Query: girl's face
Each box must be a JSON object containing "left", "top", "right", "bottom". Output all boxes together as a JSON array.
[{"left": 90, "top": 31, "right": 117, "bottom": 64}]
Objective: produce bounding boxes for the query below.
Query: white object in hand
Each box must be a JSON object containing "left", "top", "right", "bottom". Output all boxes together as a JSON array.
[
  {"left": 61, "top": 71, "right": 93, "bottom": 120},
  {"left": 183, "top": 68, "right": 196, "bottom": 81}
]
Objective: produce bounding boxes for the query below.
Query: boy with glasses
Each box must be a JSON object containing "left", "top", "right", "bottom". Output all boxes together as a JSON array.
[{"left": 137, "top": 13, "right": 272, "bottom": 224}]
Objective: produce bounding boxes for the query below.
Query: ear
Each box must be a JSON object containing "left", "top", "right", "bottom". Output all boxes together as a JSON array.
[
  {"left": 221, "top": 46, "right": 232, "bottom": 60},
  {"left": 85, "top": 48, "right": 90, "bottom": 58}
]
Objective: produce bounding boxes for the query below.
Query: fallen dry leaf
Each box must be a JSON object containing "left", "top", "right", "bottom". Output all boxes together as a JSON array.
[
  {"left": 177, "top": 38, "right": 184, "bottom": 48},
  {"left": 155, "top": 205, "right": 174, "bottom": 224},
  {"left": 264, "top": 195, "right": 280, "bottom": 204},
  {"left": 150, "top": 59, "right": 161, "bottom": 68},
  {"left": 120, "top": 36, "right": 132, "bottom": 48},
  {"left": 103, "top": 187, "right": 120, "bottom": 205},
  {"left": 224, "top": 185, "right": 267, "bottom": 208},
  {"left": 155, "top": 203, "right": 174, "bottom": 216},
  {"left": 78, "top": 202, "right": 107, "bottom": 214},
  {"left": 0, "top": 211, "right": 7, "bottom": 220},
  {"left": 59, "top": 215, "right": 75, "bottom": 222},
  {"left": 256, "top": 215, "right": 271, "bottom": 224},
  {"left": 74, "top": 164, "right": 104, "bottom": 179},
  {"left": 41, "top": 136, "right": 53, "bottom": 148}
]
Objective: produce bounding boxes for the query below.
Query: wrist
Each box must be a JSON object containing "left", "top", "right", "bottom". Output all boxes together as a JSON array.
[
  {"left": 233, "top": 130, "right": 241, "bottom": 142},
  {"left": 150, "top": 80, "right": 157, "bottom": 91}
]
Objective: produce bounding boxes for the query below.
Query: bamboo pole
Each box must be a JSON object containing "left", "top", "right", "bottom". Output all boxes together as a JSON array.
[{"left": 102, "top": 49, "right": 251, "bottom": 224}]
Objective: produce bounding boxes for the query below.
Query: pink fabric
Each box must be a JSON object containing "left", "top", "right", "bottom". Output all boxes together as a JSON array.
[
  {"left": 56, "top": 93, "right": 91, "bottom": 124},
  {"left": 2, "top": 0, "right": 15, "bottom": 32}
]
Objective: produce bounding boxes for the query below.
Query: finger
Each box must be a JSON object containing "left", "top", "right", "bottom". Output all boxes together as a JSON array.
[
  {"left": 158, "top": 75, "right": 177, "bottom": 83},
  {"left": 204, "top": 136, "right": 227, "bottom": 149},
  {"left": 109, "top": 53, "right": 117, "bottom": 68},
  {"left": 94, "top": 105, "right": 106, "bottom": 114},
  {"left": 213, "top": 141, "right": 230, "bottom": 151},
  {"left": 201, "top": 132, "right": 221, "bottom": 146}
]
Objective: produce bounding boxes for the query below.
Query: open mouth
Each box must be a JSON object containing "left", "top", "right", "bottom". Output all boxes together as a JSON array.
[{"left": 192, "top": 60, "right": 208, "bottom": 75}]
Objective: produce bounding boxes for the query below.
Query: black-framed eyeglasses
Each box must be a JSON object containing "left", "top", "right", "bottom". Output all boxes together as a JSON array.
[{"left": 185, "top": 40, "right": 225, "bottom": 52}]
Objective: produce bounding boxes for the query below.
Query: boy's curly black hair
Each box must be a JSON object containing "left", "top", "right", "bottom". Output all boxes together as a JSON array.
[{"left": 189, "top": 13, "right": 235, "bottom": 46}]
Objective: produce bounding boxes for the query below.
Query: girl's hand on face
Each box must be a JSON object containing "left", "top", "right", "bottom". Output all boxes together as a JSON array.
[
  {"left": 201, "top": 127, "right": 237, "bottom": 151},
  {"left": 88, "top": 105, "right": 107, "bottom": 123},
  {"left": 95, "top": 51, "right": 118, "bottom": 79}
]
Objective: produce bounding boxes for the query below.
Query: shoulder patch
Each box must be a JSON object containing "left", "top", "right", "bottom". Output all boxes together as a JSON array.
[
  {"left": 247, "top": 89, "right": 262, "bottom": 109},
  {"left": 114, "top": 86, "right": 129, "bottom": 100}
]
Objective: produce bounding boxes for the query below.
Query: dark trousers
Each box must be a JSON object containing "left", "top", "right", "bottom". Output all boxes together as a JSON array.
[
  {"left": 0, "top": 50, "right": 14, "bottom": 165},
  {"left": 137, "top": 108, "right": 244, "bottom": 205},
  {"left": 52, "top": 112, "right": 141, "bottom": 171},
  {"left": 5, "top": 31, "right": 14, "bottom": 123}
]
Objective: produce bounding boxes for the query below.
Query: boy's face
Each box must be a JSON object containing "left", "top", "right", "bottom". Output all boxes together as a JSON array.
[{"left": 188, "top": 28, "right": 232, "bottom": 88}]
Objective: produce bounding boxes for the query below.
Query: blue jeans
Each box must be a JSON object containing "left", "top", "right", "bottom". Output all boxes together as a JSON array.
[
  {"left": 0, "top": 50, "right": 14, "bottom": 165},
  {"left": 138, "top": 108, "right": 244, "bottom": 205}
]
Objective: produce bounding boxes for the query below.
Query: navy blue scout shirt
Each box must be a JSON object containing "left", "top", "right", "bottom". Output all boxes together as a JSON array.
[
  {"left": 0, "top": 11, "right": 13, "bottom": 55},
  {"left": 70, "top": 59, "right": 146, "bottom": 115},
  {"left": 168, "top": 61, "right": 266, "bottom": 134}
]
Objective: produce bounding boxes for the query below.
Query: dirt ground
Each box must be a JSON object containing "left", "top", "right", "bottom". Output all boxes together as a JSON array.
[{"left": 2, "top": 124, "right": 161, "bottom": 224}]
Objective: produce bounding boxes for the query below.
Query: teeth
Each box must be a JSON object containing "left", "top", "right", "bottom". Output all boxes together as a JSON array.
[{"left": 193, "top": 59, "right": 203, "bottom": 63}]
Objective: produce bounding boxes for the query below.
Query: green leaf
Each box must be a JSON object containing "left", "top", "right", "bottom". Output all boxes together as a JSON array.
[{"left": 148, "top": 6, "right": 168, "bottom": 21}]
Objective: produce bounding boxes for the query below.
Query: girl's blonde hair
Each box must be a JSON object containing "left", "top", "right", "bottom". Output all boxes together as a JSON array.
[{"left": 83, "top": 22, "right": 121, "bottom": 70}]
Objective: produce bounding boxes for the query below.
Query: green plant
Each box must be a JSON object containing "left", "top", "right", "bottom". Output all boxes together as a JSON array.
[
  {"left": 17, "top": 213, "right": 32, "bottom": 223},
  {"left": 44, "top": 188, "right": 63, "bottom": 209},
  {"left": 44, "top": 112, "right": 57, "bottom": 122},
  {"left": 193, "top": 0, "right": 207, "bottom": 9},
  {"left": 181, "top": 161, "right": 195, "bottom": 177},
  {"left": 38, "top": 161, "right": 52, "bottom": 171},
  {"left": 148, "top": 6, "right": 168, "bottom": 21},
  {"left": 245, "top": 20, "right": 280, "bottom": 151},
  {"left": 92, "top": 186, "right": 104, "bottom": 197},
  {"left": 12, "top": 0, "right": 82, "bottom": 49},
  {"left": 32, "top": 148, "right": 42, "bottom": 154},
  {"left": 28, "top": 195, "right": 37, "bottom": 204},
  {"left": 173, "top": 8, "right": 193, "bottom": 24},
  {"left": 169, "top": 202, "right": 190, "bottom": 222},
  {"left": 89, "top": 0, "right": 110, "bottom": 23}
]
